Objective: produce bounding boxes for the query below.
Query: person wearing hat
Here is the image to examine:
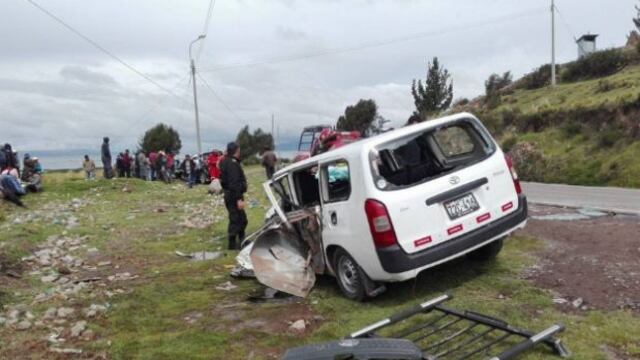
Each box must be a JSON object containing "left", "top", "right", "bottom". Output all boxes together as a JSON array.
[{"left": 219, "top": 142, "right": 248, "bottom": 250}]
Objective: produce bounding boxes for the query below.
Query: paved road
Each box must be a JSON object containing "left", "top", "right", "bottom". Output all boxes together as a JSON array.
[{"left": 522, "top": 182, "right": 640, "bottom": 215}]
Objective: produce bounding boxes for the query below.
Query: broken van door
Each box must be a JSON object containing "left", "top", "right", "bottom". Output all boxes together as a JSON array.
[
  {"left": 369, "top": 118, "right": 516, "bottom": 255},
  {"left": 250, "top": 177, "right": 322, "bottom": 297}
]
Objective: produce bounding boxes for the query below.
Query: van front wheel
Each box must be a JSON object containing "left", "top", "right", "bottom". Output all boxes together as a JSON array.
[
  {"left": 333, "top": 249, "right": 367, "bottom": 301},
  {"left": 467, "top": 238, "right": 504, "bottom": 261}
]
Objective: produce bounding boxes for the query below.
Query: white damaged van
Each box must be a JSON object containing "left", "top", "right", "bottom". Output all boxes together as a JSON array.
[{"left": 257, "top": 112, "right": 527, "bottom": 300}]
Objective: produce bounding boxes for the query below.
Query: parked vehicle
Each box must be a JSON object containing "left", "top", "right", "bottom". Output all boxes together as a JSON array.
[
  {"left": 255, "top": 112, "right": 527, "bottom": 300},
  {"left": 294, "top": 125, "right": 332, "bottom": 162}
]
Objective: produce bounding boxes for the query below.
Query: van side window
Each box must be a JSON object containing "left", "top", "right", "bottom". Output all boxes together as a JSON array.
[
  {"left": 293, "top": 166, "right": 321, "bottom": 207},
  {"left": 322, "top": 160, "right": 351, "bottom": 203},
  {"left": 433, "top": 125, "right": 475, "bottom": 157}
]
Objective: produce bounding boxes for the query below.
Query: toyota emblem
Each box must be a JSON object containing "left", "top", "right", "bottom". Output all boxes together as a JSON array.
[{"left": 449, "top": 176, "right": 460, "bottom": 185}]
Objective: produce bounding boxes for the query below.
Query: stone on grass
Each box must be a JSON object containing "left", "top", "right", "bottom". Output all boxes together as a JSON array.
[
  {"left": 572, "top": 298, "right": 584, "bottom": 308},
  {"left": 215, "top": 281, "right": 237, "bottom": 291},
  {"left": 70, "top": 320, "right": 87, "bottom": 338},
  {"left": 41, "top": 274, "right": 60, "bottom": 283},
  {"left": 85, "top": 304, "right": 108, "bottom": 318},
  {"left": 43, "top": 307, "right": 58, "bottom": 320},
  {"left": 289, "top": 319, "right": 306, "bottom": 332},
  {"left": 16, "top": 320, "right": 32, "bottom": 330},
  {"left": 57, "top": 307, "right": 75, "bottom": 318}
]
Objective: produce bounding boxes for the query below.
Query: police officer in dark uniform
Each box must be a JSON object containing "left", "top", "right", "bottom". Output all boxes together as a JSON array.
[{"left": 219, "top": 142, "right": 248, "bottom": 250}]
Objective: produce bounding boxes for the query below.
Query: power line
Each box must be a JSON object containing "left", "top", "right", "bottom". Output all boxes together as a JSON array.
[
  {"left": 196, "top": 0, "right": 217, "bottom": 62},
  {"left": 554, "top": 4, "right": 589, "bottom": 56},
  {"left": 201, "top": 7, "right": 547, "bottom": 72},
  {"left": 196, "top": 73, "right": 245, "bottom": 123},
  {"left": 24, "top": 0, "right": 187, "bottom": 101},
  {"left": 136, "top": 72, "right": 192, "bottom": 123}
]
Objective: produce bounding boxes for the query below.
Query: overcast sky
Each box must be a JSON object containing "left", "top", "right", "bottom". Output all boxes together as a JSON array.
[{"left": 0, "top": 0, "right": 635, "bottom": 155}]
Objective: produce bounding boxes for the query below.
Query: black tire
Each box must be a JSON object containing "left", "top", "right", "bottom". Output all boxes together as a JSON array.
[
  {"left": 332, "top": 248, "right": 367, "bottom": 301},
  {"left": 467, "top": 238, "right": 504, "bottom": 261}
]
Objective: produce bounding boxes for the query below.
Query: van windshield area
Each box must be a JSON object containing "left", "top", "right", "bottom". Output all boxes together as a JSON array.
[{"left": 370, "top": 119, "right": 495, "bottom": 191}]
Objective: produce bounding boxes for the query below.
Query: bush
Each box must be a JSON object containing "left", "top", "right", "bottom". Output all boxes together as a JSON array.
[
  {"left": 561, "top": 49, "right": 625, "bottom": 82},
  {"left": 452, "top": 98, "right": 470, "bottom": 107},
  {"left": 500, "top": 134, "right": 518, "bottom": 153},
  {"left": 561, "top": 119, "right": 582, "bottom": 137},
  {"left": 508, "top": 142, "right": 547, "bottom": 182},
  {"left": 519, "top": 64, "right": 558, "bottom": 90},
  {"left": 597, "top": 128, "right": 623, "bottom": 148},
  {"left": 595, "top": 79, "right": 614, "bottom": 93}
]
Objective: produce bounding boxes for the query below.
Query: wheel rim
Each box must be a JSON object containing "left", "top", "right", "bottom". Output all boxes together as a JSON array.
[{"left": 338, "top": 256, "right": 359, "bottom": 294}]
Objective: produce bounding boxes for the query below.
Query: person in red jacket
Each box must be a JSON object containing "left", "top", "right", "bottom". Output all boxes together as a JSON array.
[{"left": 207, "top": 150, "right": 221, "bottom": 180}]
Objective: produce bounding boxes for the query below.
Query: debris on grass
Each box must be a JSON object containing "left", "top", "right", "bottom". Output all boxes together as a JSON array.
[{"left": 215, "top": 281, "right": 237, "bottom": 291}]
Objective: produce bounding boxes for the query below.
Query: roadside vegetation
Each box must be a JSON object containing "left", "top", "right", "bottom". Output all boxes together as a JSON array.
[
  {"left": 455, "top": 46, "right": 640, "bottom": 188},
  {"left": 1, "top": 172, "right": 639, "bottom": 359}
]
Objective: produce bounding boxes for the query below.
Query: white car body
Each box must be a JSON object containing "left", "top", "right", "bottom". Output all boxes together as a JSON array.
[{"left": 264, "top": 112, "right": 527, "bottom": 288}]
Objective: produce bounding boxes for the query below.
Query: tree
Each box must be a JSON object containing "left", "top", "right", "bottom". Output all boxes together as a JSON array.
[
  {"left": 139, "top": 123, "right": 182, "bottom": 154},
  {"left": 484, "top": 71, "right": 513, "bottom": 108},
  {"left": 336, "top": 99, "right": 378, "bottom": 135},
  {"left": 634, "top": 1, "right": 640, "bottom": 31},
  {"left": 235, "top": 125, "right": 274, "bottom": 163},
  {"left": 411, "top": 57, "right": 454, "bottom": 118}
]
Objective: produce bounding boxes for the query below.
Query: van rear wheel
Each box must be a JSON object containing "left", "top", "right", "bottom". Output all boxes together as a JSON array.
[
  {"left": 333, "top": 249, "right": 367, "bottom": 301},
  {"left": 467, "top": 238, "right": 504, "bottom": 261}
]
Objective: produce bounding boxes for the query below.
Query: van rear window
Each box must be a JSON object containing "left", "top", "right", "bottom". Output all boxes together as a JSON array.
[{"left": 370, "top": 119, "right": 495, "bottom": 191}]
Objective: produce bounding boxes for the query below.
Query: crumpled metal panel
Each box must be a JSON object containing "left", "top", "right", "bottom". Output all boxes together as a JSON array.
[{"left": 250, "top": 228, "right": 316, "bottom": 298}]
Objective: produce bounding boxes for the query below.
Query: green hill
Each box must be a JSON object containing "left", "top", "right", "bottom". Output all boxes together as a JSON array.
[{"left": 457, "top": 48, "right": 640, "bottom": 188}]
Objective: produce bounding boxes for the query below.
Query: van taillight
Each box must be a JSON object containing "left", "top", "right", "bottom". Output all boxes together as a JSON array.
[
  {"left": 364, "top": 199, "right": 398, "bottom": 249},
  {"left": 504, "top": 155, "right": 522, "bottom": 194}
]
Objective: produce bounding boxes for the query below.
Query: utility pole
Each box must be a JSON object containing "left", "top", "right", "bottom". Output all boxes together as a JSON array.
[
  {"left": 271, "top": 113, "right": 275, "bottom": 150},
  {"left": 551, "top": 0, "right": 556, "bottom": 87},
  {"left": 189, "top": 35, "right": 206, "bottom": 155}
]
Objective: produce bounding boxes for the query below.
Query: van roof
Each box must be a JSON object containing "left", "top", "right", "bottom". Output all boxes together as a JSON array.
[{"left": 274, "top": 112, "right": 477, "bottom": 177}]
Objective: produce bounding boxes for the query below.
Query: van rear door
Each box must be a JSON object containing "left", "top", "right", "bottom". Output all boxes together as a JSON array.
[{"left": 370, "top": 117, "right": 519, "bottom": 255}]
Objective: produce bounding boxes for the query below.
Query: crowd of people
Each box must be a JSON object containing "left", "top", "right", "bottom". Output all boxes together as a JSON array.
[
  {"left": 0, "top": 143, "right": 43, "bottom": 206},
  {"left": 90, "top": 137, "right": 228, "bottom": 187}
]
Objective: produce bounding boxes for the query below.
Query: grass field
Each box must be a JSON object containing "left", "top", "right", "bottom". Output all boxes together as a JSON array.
[{"left": 1, "top": 170, "right": 639, "bottom": 359}]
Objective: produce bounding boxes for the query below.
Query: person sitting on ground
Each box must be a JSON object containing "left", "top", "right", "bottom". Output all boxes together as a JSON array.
[
  {"left": 21, "top": 154, "right": 42, "bottom": 192},
  {"left": 0, "top": 166, "right": 25, "bottom": 197},
  {"left": 83, "top": 155, "right": 96, "bottom": 180}
]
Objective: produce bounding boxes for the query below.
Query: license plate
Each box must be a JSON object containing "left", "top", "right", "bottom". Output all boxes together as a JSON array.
[{"left": 444, "top": 193, "right": 480, "bottom": 220}]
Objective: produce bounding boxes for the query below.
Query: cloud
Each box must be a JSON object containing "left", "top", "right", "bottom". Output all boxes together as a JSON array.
[
  {"left": 0, "top": 0, "right": 635, "bottom": 163},
  {"left": 275, "top": 26, "right": 309, "bottom": 41},
  {"left": 60, "top": 65, "right": 117, "bottom": 85}
]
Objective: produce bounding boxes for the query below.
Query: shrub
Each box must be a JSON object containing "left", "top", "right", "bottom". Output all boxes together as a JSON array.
[
  {"left": 452, "top": 98, "right": 470, "bottom": 107},
  {"left": 595, "top": 79, "right": 614, "bottom": 93},
  {"left": 508, "top": 142, "right": 547, "bottom": 182},
  {"left": 500, "top": 134, "right": 518, "bottom": 153},
  {"left": 561, "top": 49, "right": 625, "bottom": 82},
  {"left": 597, "top": 128, "right": 623, "bottom": 148},
  {"left": 561, "top": 119, "right": 582, "bottom": 137},
  {"left": 519, "top": 64, "right": 558, "bottom": 90}
]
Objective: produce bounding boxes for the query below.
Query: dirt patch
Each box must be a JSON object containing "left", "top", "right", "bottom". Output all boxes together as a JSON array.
[{"left": 518, "top": 204, "right": 640, "bottom": 313}]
